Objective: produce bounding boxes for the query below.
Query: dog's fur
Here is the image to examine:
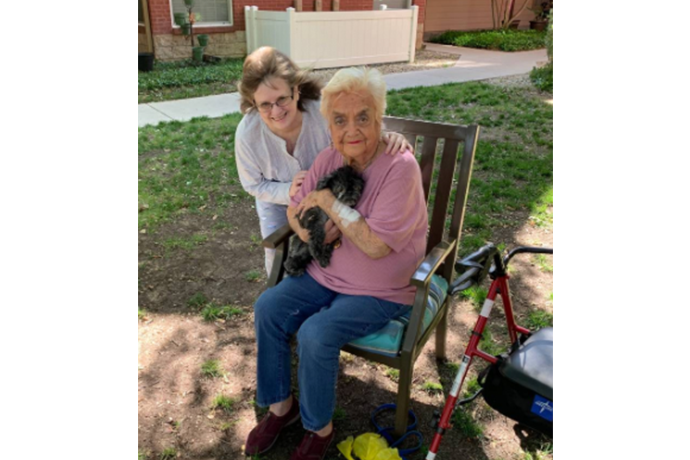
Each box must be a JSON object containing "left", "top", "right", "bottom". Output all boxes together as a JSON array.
[{"left": 284, "top": 165, "right": 365, "bottom": 276}]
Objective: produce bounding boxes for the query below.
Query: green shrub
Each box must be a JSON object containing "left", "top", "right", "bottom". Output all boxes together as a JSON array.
[
  {"left": 546, "top": 9, "right": 553, "bottom": 62},
  {"left": 530, "top": 62, "right": 553, "bottom": 92},
  {"left": 430, "top": 29, "right": 547, "bottom": 52},
  {"left": 529, "top": 9, "right": 553, "bottom": 92}
]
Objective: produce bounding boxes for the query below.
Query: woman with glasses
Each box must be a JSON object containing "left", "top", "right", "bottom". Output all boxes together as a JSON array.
[{"left": 236, "top": 47, "right": 411, "bottom": 275}]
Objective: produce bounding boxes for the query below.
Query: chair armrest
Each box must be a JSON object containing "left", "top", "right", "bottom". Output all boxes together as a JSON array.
[
  {"left": 262, "top": 223, "right": 294, "bottom": 249},
  {"left": 400, "top": 240, "right": 456, "bottom": 356},
  {"left": 410, "top": 240, "right": 456, "bottom": 288}
]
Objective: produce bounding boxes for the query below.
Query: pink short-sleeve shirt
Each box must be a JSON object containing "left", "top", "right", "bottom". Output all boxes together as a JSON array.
[{"left": 291, "top": 147, "right": 428, "bottom": 305}]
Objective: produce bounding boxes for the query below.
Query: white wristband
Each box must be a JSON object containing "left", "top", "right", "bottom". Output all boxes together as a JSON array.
[{"left": 331, "top": 199, "right": 361, "bottom": 228}]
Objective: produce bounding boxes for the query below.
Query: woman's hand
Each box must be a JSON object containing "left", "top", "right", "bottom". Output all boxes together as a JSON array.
[
  {"left": 382, "top": 132, "right": 414, "bottom": 155},
  {"left": 295, "top": 189, "right": 330, "bottom": 219},
  {"left": 323, "top": 219, "right": 341, "bottom": 245},
  {"left": 289, "top": 171, "right": 308, "bottom": 198}
]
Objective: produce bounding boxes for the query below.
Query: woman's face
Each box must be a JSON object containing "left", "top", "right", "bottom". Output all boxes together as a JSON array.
[
  {"left": 328, "top": 91, "right": 380, "bottom": 166},
  {"left": 253, "top": 77, "right": 301, "bottom": 133}
]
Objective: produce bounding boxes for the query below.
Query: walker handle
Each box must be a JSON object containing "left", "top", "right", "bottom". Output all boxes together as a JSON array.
[
  {"left": 450, "top": 243, "right": 498, "bottom": 295},
  {"left": 503, "top": 246, "right": 553, "bottom": 268}
]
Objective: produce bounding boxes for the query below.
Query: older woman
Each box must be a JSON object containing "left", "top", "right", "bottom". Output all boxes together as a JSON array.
[
  {"left": 244, "top": 67, "right": 428, "bottom": 460},
  {"left": 235, "top": 47, "right": 412, "bottom": 275}
]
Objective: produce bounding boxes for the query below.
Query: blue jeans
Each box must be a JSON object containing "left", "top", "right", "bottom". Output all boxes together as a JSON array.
[{"left": 254, "top": 272, "right": 411, "bottom": 432}]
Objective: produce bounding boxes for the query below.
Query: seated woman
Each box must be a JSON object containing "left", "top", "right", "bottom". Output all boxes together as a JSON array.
[
  {"left": 235, "top": 47, "right": 412, "bottom": 275},
  {"left": 245, "top": 67, "right": 428, "bottom": 460}
]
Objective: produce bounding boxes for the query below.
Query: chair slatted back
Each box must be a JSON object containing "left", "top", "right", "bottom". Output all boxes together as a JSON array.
[{"left": 383, "top": 117, "right": 480, "bottom": 271}]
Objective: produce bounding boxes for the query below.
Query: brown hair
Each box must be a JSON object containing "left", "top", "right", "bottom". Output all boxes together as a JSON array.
[{"left": 238, "top": 47, "right": 323, "bottom": 114}]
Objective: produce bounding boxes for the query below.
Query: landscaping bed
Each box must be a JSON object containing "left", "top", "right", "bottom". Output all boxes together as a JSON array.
[
  {"left": 138, "top": 75, "right": 553, "bottom": 460},
  {"left": 138, "top": 58, "right": 244, "bottom": 104},
  {"left": 430, "top": 29, "right": 547, "bottom": 52}
]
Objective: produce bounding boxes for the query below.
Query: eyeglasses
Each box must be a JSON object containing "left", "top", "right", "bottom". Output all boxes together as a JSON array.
[{"left": 255, "top": 88, "right": 294, "bottom": 113}]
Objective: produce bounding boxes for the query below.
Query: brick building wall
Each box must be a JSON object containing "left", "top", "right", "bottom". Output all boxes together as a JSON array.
[
  {"left": 144, "top": 0, "right": 426, "bottom": 61},
  {"left": 424, "top": 0, "right": 534, "bottom": 37}
]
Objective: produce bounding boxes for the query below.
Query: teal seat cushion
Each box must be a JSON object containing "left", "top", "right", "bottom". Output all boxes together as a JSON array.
[{"left": 347, "top": 275, "right": 449, "bottom": 357}]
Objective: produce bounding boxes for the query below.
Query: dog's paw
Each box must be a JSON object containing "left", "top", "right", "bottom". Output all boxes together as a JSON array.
[
  {"left": 284, "top": 265, "right": 305, "bottom": 277},
  {"left": 288, "top": 268, "right": 305, "bottom": 277},
  {"left": 315, "top": 254, "right": 332, "bottom": 268},
  {"left": 284, "top": 259, "right": 304, "bottom": 277}
]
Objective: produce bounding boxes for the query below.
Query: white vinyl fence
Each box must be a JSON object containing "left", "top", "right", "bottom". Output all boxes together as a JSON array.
[{"left": 244, "top": 5, "right": 419, "bottom": 69}]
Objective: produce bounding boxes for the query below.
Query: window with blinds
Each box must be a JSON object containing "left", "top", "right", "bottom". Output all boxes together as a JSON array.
[{"left": 171, "top": 0, "right": 233, "bottom": 26}]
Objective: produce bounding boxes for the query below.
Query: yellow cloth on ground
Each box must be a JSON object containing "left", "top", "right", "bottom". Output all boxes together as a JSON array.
[{"left": 336, "top": 433, "right": 402, "bottom": 460}]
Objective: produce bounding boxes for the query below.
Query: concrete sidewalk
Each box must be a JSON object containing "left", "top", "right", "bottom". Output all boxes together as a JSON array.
[{"left": 138, "top": 45, "right": 547, "bottom": 127}]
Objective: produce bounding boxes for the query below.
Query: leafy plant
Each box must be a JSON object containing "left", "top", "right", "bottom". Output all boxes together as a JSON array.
[
  {"left": 459, "top": 285, "right": 488, "bottom": 310},
  {"left": 462, "top": 376, "right": 482, "bottom": 398},
  {"left": 386, "top": 368, "right": 400, "bottom": 382},
  {"left": 529, "top": 1, "right": 553, "bottom": 21},
  {"left": 159, "top": 447, "right": 177, "bottom": 460},
  {"left": 201, "top": 359, "right": 225, "bottom": 378},
  {"left": 187, "top": 292, "right": 208, "bottom": 308},
  {"left": 534, "top": 254, "right": 553, "bottom": 273},
  {"left": 212, "top": 394, "right": 236, "bottom": 413},
  {"left": 173, "top": 0, "right": 208, "bottom": 62},
  {"left": 525, "top": 310, "right": 553, "bottom": 329},
  {"left": 479, "top": 327, "right": 504, "bottom": 356},
  {"left": 201, "top": 304, "right": 243, "bottom": 321},
  {"left": 422, "top": 381, "right": 444, "bottom": 394},
  {"left": 530, "top": 63, "right": 553, "bottom": 92},
  {"left": 452, "top": 409, "right": 484, "bottom": 438},
  {"left": 219, "top": 421, "right": 236, "bottom": 430},
  {"left": 546, "top": 9, "right": 553, "bottom": 60},
  {"left": 245, "top": 270, "right": 262, "bottom": 282},
  {"left": 530, "top": 8, "right": 553, "bottom": 92}
]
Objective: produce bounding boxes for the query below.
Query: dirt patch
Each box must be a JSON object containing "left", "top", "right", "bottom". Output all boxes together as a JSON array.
[
  {"left": 138, "top": 75, "right": 553, "bottom": 460},
  {"left": 139, "top": 198, "right": 264, "bottom": 314}
]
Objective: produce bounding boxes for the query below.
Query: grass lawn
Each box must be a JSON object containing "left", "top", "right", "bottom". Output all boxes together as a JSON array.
[
  {"left": 139, "top": 79, "right": 552, "bottom": 256},
  {"left": 138, "top": 113, "right": 245, "bottom": 231},
  {"left": 138, "top": 58, "right": 244, "bottom": 104},
  {"left": 386, "top": 81, "right": 552, "bottom": 254},
  {"left": 430, "top": 29, "right": 547, "bottom": 51}
]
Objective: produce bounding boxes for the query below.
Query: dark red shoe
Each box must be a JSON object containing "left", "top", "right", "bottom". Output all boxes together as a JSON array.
[
  {"left": 289, "top": 429, "right": 335, "bottom": 460},
  {"left": 245, "top": 398, "right": 301, "bottom": 455}
]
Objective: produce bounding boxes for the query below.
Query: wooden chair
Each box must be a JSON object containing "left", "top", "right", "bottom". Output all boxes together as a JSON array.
[{"left": 262, "top": 116, "right": 480, "bottom": 436}]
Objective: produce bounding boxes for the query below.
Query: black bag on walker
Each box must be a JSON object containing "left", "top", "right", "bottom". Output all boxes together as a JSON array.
[{"left": 479, "top": 327, "right": 553, "bottom": 437}]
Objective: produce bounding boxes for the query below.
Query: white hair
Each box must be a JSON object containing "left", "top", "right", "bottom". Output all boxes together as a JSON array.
[{"left": 320, "top": 67, "right": 387, "bottom": 126}]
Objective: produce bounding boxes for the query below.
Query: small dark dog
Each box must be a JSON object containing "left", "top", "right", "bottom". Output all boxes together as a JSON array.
[{"left": 284, "top": 165, "right": 365, "bottom": 276}]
